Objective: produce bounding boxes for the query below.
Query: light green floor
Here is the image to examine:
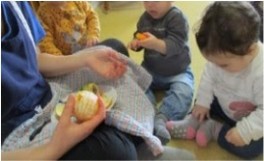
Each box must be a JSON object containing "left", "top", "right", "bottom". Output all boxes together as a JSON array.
[{"left": 96, "top": 2, "right": 263, "bottom": 160}]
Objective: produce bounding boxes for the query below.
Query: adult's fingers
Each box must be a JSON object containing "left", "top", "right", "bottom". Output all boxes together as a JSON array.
[
  {"left": 108, "top": 57, "right": 127, "bottom": 79},
  {"left": 108, "top": 51, "right": 127, "bottom": 65},
  {"left": 60, "top": 95, "right": 75, "bottom": 123},
  {"left": 80, "top": 96, "right": 106, "bottom": 131},
  {"left": 96, "top": 95, "right": 106, "bottom": 119}
]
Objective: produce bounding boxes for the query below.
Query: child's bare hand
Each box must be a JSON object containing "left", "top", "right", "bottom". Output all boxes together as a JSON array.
[
  {"left": 86, "top": 37, "right": 99, "bottom": 47},
  {"left": 128, "top": 39, "right": 140, "bottom": 51},
  {"left": 192, "top": 104, "right": 210, "bottom": 122},
  {"left": 138, "top": 32, "right": 157, "bottom": 49},
  {"left": 225, "top": 127, "right": 246, "bottom": 147}
]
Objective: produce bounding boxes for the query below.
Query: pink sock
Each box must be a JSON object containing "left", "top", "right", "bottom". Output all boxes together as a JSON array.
[
  {"left": 166, "top": 115, "right": 199, "bottom": 139},
  {"left": 196, "top": 119, "right": 222, "bottom": 147}
]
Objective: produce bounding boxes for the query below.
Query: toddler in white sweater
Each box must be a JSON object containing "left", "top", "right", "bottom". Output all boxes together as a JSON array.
[{"left": 166, "top": 2, "right": 263, "bottom": 159}]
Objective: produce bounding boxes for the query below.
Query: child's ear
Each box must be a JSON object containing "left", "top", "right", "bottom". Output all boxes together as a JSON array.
[{"left": 247, "top": 42, "right": 258, "bottom": 56}]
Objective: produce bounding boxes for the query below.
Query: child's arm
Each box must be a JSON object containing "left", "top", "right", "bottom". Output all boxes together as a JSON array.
[
  {"left": 226, "top": 72, "right": 263, "bottom": 146},
  {"left": 38, "top": 22, "right": 63, "bottom": 55},
  {"left": 160, "top": 9, "right": 189, "bottom": 56},
  {"left": 235, "top": 77, "right": 263, "bottom": 145},
  {"left": 37, "top": 7, "right": 63, "bottom": 55},
  {"left": 82, "top": 2, "right": 100, "bottom": 40},
  {"left": 195, "top": 62, "right": 215, "bottom": 113},
  {"left": 227, "top": 104, "right": 263, "bottom": 146}
]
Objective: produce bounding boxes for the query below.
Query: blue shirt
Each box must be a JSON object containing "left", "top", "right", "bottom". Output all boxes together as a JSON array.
[{"left": 1, "top": 2, "right": 51, "bottom": 143}]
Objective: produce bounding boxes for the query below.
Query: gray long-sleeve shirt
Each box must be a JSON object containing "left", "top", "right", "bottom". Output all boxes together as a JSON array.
[{"left": 136, "top": 6, "right": 191, "bottom": 76}]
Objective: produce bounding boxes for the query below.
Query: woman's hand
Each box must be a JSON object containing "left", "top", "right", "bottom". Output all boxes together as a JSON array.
[
  {"left": 192, "top": 104, "right": 210, "bottom": 122},
  {"left": 2, "top": 95, "right": 106, "bottom": 160},
  {"left": 49, "top": 94, "right": 106, "bottom": 158},
  {"left": 225, "top": 127, "right": 246, "bottom": 147},
  {"left": 82, "top": 46, "right": 127, "bottom": 79}
]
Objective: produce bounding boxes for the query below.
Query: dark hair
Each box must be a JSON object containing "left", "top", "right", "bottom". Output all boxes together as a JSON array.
[
  {"left": 249, "top": 1, "right": 263, "bottom": 42},
  {"left": 195, "top": 2, "right": 260, "bottom": 56}
]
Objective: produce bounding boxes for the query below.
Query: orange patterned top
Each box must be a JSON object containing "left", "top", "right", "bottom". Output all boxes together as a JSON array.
[{"left": 37, "top": 2, "right": 100, "bottom": 55}]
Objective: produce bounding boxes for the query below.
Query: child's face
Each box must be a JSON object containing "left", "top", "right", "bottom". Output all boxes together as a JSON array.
[
  {"left": 143, "top": 2, "right": 173, "bottom": 19},
  {"left": 203, "top": 52, "right": 254, "bottom": 73}
]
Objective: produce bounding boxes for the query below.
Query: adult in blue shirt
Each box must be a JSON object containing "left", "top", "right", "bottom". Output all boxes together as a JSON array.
[
  {"left": 1, "top": 1, "right": 134, "bottom": 160},
  {"left": 1, "top": 2, "right": 195, "bottom": 160}
]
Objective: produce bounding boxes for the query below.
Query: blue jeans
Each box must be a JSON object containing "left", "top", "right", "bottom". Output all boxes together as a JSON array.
[
  {"left": 146, "top": 67, "right": 194, "bottom": 120},
  {"left": 210, "top": 98, "right": 263, "bottom": 159}
]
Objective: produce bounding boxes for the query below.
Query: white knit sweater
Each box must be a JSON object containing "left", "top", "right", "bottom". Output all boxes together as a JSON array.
[{"left": 196, "top": 42, "right": 263, "bottom": 144}]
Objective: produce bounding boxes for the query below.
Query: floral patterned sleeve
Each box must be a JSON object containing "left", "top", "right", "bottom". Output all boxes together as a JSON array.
[
  {"left": 37, "top": 5, "right": 63, "bottom": 56},
  {"left": 81, "top": 2, "right": 100, "bottom": 39}
]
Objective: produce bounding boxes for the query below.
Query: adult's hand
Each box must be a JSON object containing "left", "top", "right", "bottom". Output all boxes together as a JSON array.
[
  {"left": 83, "top": 46, "right": 127, "bottom": 79},
  {"left": 49, "top": 94, "right": 106, "bottom": 158},
  {"left": 2, "top": 95, "right": 106, "bottom": 160}
]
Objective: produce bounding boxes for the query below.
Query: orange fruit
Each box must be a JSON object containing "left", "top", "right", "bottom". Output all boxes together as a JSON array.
[
  {"left": 135, "top": 33, "right": 148, "bottom": 40},
  {"left": 74, "top": 91, "right": 99, "bottom": 121}
]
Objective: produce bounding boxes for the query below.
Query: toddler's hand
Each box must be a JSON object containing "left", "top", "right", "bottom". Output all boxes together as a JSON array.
[
  {"left": 128, "top": 39, "right": 140, "bottom": 51},
  {"left": 225, "top": 127, "right": 246, "bottom": 147},
  {"left": 138, "top": 32, "right": 157, "bottom": 50},
  {"left": 192, "top": 104, "right": 209, "bottom": 122},
  {"left": 86, "top": 37, "right": 99, "bottom": 47}
]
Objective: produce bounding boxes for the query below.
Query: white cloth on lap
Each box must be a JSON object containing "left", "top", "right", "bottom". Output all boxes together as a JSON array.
[{"left": 2, "top": 56, "right": 164, "bottom": 156}]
